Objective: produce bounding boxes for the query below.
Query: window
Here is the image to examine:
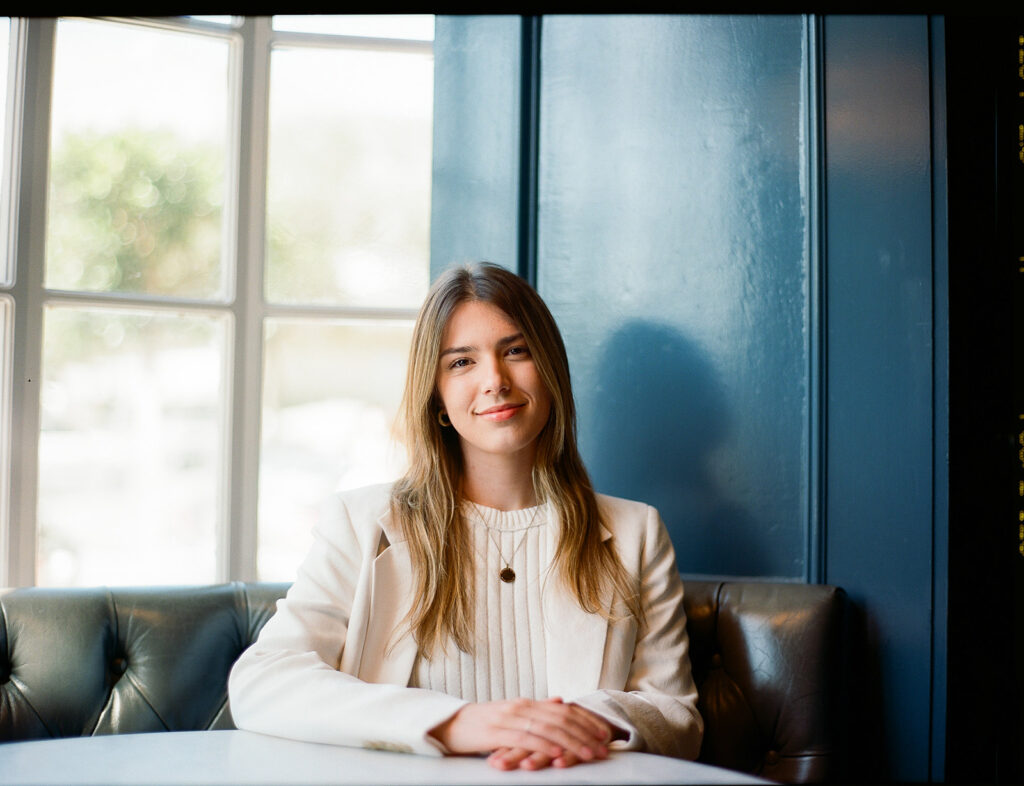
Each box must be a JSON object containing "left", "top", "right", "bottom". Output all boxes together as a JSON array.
[{"left": 0, "top": 16, "right": 434, "bottom": 586}]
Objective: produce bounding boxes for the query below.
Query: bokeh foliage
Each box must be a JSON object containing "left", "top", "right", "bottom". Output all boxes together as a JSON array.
[{"left": 46, "top": 128, "right": 224, "bottom": 299}]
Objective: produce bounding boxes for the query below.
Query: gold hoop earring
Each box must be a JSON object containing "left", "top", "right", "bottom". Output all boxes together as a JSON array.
[{"left": 438, "top": 410, "right": 451, "bottom": 427}]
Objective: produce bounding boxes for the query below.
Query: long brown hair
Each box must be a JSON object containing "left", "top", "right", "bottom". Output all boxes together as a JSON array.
[{"left": 391, "top": 262, "right": 641, "bottom": 656}]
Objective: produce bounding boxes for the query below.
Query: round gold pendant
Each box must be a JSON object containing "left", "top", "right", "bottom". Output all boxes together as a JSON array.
[{"left": 499, "top": 567, "right": 516, "bottom": 583}]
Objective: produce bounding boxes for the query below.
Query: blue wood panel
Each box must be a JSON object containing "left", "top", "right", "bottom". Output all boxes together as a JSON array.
[
  {"left": 822, "top": 16, "right": 935, "bottom": 782},
  {"left": 536, "top": 15, "right": 810, "bottom": 579},
  {"left": 430, "top": 16, "right": 522, "bottom": 277}
]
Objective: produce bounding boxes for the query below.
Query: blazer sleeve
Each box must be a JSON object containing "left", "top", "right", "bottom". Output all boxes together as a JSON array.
[
  {"left": 227, "top": 491, "right": 467, "bottom": 755},
  {"left": 571, "top": 505, "right": 704, "bottom": 760}
]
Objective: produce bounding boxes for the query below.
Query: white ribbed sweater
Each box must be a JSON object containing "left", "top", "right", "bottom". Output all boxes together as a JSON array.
[{"left": 408, "top": 501, "right": 552, "bottom": 702}]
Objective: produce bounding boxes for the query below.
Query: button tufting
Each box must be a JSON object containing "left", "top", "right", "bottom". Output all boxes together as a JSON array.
[
  {"left": 111, "top": 657, "right": 128, "bottom": 676},
  {"left": 765, "top": 750, "right": 780, "bottom": 766},
  {"left": 710, "top": 653, "right": 722, "bottom": 668}
]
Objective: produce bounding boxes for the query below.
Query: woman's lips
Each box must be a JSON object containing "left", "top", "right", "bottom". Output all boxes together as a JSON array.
[{"left": 477, "top": 403, "right": 524, "bottom": 421}]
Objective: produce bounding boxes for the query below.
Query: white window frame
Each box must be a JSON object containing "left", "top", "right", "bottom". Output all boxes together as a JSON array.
[{"left": 0, "top": 16, "right": 432, "bottom": 587}]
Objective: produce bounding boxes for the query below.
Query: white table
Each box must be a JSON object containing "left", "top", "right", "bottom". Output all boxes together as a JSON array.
[{"left": 0, "top": 730, "right": 772, "bottom": 785}]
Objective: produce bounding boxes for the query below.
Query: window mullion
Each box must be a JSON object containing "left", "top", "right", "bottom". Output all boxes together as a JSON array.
[
  {"left": 270, "top": 30, "right": 432, "bottom": 55},
  {"left": 264, "top": 303, "right": 419, "bottom": 322},
  {"left": 223, "top": 15, "right": 271, "bottom": 582},
  {"left": 5, "top": 17, "right": 55, "bottom": 587}
]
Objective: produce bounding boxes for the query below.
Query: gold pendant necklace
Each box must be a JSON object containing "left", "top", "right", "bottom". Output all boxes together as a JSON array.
[{"left": 471, "top": 501, "right": 541, "bottom": 583}]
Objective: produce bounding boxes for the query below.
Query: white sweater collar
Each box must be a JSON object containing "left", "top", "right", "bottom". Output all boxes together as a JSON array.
[{"left": 462, "top": 500, "right": 549, "bottom": 532}]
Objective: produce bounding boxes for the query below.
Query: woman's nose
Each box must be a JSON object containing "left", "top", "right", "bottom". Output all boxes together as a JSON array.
[{"left": 481, "top": 357, "right": 511, "bottom": 395}]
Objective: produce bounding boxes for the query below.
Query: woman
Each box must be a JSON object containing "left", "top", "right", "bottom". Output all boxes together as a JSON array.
[{"left": 228, "top": 262, "right": 703, "bottom": 771}]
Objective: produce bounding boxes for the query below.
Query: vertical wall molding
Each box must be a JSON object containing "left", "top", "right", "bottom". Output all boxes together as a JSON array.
[
  {"left": 822, "top": 17, "right": 936, "bottom": 780},
  {"left": 926, "top": 17, "right": 948, "bottom": 781},
  {"left": 806, "top": 14, "right": 828, "bottom": 585},
  {"left": 517, "top": 16, "right": 541, "bottom": 287}
]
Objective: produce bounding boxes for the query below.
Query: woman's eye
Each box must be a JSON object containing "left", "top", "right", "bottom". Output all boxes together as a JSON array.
[
  {"left": 448, "top": 357, "right": 471, "bottom": 369},
  {"left": 507, "top": 345, "right": 530, "bottom": 357}
]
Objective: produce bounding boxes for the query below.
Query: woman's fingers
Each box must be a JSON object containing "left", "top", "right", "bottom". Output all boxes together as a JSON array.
[
  {"left": 507, "top": 700, "right": 611, "bottom": 760},
  {"left": 487, "top": 747, "right": 530, "bottom": 770},
  {"left": 521, "top": 751, "right": 556, "bottom": 770},
  {"left": 487, "top": 747, "right": 555, "bottom": 771},
  {"left": 543, "top": 697, "right": 614, "bottom": 742},
  {"left": 487, "top": 747, "right": 580, "bottom": 771},
  {"left": 552, "top": 750, "right": 581, "bottom": 768},
  {"left": 511, "top": 714, "right": 600, "bottom": 761},
  {"left": 432, "top": 702, "right": 562, "bottom": 758},
  {"left": 429, "top": 698, "right": 613, "bottom": 763}
]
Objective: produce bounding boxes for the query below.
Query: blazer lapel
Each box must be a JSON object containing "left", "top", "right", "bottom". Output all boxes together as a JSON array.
[
  {"left": 355, "top": 509, "right": 419, "bottom": 686},
  {"left": 543, "top": 520, "right": 614, "bottom": 699}
]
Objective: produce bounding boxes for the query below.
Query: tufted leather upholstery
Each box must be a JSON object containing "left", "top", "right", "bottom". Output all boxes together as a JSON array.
[
  {"left": 0, "top": 583, "right": 287, "bottom": 741},
  {"left": 0, "top": 579, "right": 844, "bottom": 783},
  {"left": 684, "top": 580, "right": 844, "bottom": 783}
]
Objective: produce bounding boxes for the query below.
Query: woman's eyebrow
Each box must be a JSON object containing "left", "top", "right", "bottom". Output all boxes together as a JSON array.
[
  {"left": 496, "top": 332, "right": 524, "bottom": 347},
  {"left": 440, "top": 344, "right": 474, "bottom": 357}
]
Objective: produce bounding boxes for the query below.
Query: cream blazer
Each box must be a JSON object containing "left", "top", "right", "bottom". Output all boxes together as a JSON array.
[{"left": 228, "top": 483, "right": 703, "bottom": 759}]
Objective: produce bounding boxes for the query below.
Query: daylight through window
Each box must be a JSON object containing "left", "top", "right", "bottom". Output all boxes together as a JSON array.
[{"left": 0, "top": 15, "right": 434, "bottom": 586}]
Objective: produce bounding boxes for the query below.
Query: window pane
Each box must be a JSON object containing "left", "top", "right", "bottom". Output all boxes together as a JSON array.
[
  {"left": 37, "top": 305, "right": 229, "bottom": 586},
  {"left": 45, "top": 19, "right": 231, "bottom": 300},
  {"left": 258, "top": 319, "right": 411, "bottom": 580},
  {"left": 273, "top": 15, "right": 434, "bottom": 40},
  {"left": 265, "top": 44, "right": 432, "bottom": 309},
  {"left": 1, "top": 17, "right": 12, "bottom": 288}
]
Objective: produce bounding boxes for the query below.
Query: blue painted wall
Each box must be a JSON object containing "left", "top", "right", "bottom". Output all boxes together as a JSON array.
[
  {"left": 430, "top": 16, "right": 522, "bottom": 272},
  {"left": 431, "top": 14, "right": 946, "bottom": 782},
  {"left": 536, "top": 15, "right": 810, "bottom": 581}
]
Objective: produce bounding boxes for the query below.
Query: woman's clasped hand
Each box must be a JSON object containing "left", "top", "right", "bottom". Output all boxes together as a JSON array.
[{"left": 431, "top": 696, "right": 616, "bottom": 770}]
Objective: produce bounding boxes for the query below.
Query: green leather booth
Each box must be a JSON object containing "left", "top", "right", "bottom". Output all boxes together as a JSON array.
[{"left": 0, "top": 579, "right": 845, "bottom": 783}]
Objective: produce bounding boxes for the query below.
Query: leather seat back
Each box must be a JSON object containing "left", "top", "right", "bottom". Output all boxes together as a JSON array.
[
  {"left": 684, "top": 579, "right": 845, "bottom": 783},
  {"left": 0, "top": 579, "right": 843, "bottom": 782},
  {"left": 0, "top": 583, "right": 287, "bottom": 739}
]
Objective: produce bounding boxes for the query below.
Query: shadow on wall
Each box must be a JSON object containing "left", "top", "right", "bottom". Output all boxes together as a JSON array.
[{"left": 583, "top": 320, "right": 766, "bottom": 577}]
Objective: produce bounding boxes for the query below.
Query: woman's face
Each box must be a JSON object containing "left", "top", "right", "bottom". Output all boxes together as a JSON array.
[{"left": 436, "top": 300, "right": 552, "bottom": 467}]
